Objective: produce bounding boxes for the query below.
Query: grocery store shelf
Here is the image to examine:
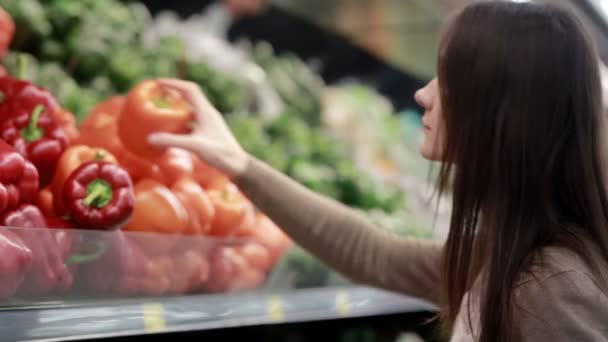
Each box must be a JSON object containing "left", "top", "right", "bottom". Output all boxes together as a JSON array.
[{"left": 0, "top": 286, "right": 435, "bottom": 342}]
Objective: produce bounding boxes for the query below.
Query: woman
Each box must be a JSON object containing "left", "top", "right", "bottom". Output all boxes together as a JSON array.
[{"left": 149, "top": 1, "right": 608, "bottom": 341}]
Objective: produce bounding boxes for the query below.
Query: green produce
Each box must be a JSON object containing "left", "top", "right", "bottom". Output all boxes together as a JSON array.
[
  {"left": 0, "top": 0, "right": 51, "bottom": 48},
  {"left": 186, "top": 61, "right": 245, "bottom": 114},
  {"left": 252, "top": 42, "right": 324, "bottom": 125}
]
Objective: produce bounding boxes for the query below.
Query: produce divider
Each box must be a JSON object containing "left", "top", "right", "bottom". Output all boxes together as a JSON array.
[{"left": 0, "top": 1, "right": 443, "bottom": 340}]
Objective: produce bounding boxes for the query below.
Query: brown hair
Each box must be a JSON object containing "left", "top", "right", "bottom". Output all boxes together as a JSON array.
[{"left": 436, "top": 1, "right": 608, "bottom": 341}]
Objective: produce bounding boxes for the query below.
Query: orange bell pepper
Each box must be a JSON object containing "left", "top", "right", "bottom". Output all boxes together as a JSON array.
[
  {"left": 78, "top": 96, "right": 125, "bottom": 154},
  {"left": 125, "top": 179, "right": 188, "bottom": 235},
  {"left": 117, "top": 80, "right": 194, "bottom": 159},
  {"left": 169, "top": 250, "right": 210, "bottom": 294},
  {"left": 253, "top": 214, "right": 293, "bottom": 263},
  {"left": 78, "top": 96, "right": 153, "bottom": 182},
  {"left": 140, "top": 255, "right": 172, "bottom": 296},
  {"left": 150, "top": 147, "right": 227, "bottom": 189},
  {"left": 52, "top": 108, "right": 79, "bottom": 144},
  {"left": 52, "top": 145, "right": 117, "bottom": 217},
  {"left": 171, "top": 177, "right": 215, "bottom": 235},
  {"left": 0, "top": 6, "right": 15, "bottom": 57},
  {"left": 236, "top": 241, "right": 273, "bottom": 272},
  {"left": 37, "top": 186, "right": 54, "bottom": 218},
  {"left": 207, "top": 182, "right": 250, "bottom": 236},
  {"left": 149, "top": 148, "right": 195, "bottom": 186}
]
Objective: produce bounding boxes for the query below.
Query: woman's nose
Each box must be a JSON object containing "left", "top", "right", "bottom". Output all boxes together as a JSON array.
[{"left": 414, "top": 88, "right": 429, "bottom": 109}]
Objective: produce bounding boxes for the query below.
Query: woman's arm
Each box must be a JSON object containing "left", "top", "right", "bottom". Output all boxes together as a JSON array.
[
  {"left": 236, "top": 156, "right": 444, "bottom": 303},
  {"left": 147, "top": 79, "right": 444, "bottom": 303}
]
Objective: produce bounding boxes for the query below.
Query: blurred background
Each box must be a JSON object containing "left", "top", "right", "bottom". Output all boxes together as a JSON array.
[{"left": 1, "top": 1, "right": 608, "bottom": 341}]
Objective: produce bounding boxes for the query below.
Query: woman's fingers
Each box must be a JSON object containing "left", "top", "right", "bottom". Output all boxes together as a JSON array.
[
  {"left": 148, "top": 132, "right": 202, "bottom": 153},
  {"left": 158, "top": 78, "right": 224, "bottom": 126}
]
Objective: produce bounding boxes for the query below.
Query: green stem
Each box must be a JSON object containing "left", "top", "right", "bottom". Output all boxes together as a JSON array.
[
  {"left": 17, "top": 54, "right": 27, "bottom": 80},
  {"left": 0, "top": 92, "right": 4, "bottom": 104},
  {"left": 66, "top": 241, "right": 107, "bottom": 265},
  {"left": 152, "top": 97, "right": 171, "bottom": 109},
  {"left": 21, "top": 105, "right": 45, "bottom": 142},
  {"left": 84, "top": 179, "right": 113, "bottom": 208},
  {"left": 95, "top": 150, "right": 105, "bottom": 161}
]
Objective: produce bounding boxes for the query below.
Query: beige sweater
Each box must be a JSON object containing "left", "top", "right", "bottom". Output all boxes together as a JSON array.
[{"left": 235, "top": 157, "right": 608, "bottom": 341}]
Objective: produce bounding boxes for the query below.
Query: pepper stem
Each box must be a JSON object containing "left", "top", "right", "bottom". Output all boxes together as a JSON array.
[
  {"left": 66, "top": 241, "right": 107, "bottom": 265},
  {"left": 152, "top": 97, "right": 171, "bottom": 109},
  {"left": 0, "top": 92, "right": 4, "bottom": 104},
  {"left": 95, "top": 150, "right": 105, "bottom": 161},
  {"left": 21, "top": 105, "right": 45, "bottom": 142},
  {"left": 84, "top": 179, "right": 113, "bottom": 208},
  {"left": 17, "top": 54, "right": 27, "bottom": 80}
]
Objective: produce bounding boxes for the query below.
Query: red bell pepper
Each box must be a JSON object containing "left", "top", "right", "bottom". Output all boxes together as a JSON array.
[
  {"left": 2, "top": 204, "right": 73, "bottom": 295},
  {"left": 63, "top": 161, "right": 134, "bottom": 230},
  {"left": 117, "top": 80, "right": 194, "bottom": 159},
  {"left": 80, "top": 230, "right": 149, "bottom": 295},
  {"left": 0, "top": 77, "right": 58, "bottom": 117},
  {"left": 0, "top": 104, "right": 69, "bottom": 186},
  {"left": 0, "top": 228, "right": 32, "bottom": 299},
  {"left": 51, "top": 145, "right": 118, "bottom": 217},
  {"left": 0, "top": 6, "right": 15, "bottom": 57},
  {"left": 0, "top": 139, "right": 39, "bottom": 214}
]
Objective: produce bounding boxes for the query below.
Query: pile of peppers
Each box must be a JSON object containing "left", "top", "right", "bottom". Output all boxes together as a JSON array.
[{"left": 0, "top": 66, "right": 136, "bottom": 297}]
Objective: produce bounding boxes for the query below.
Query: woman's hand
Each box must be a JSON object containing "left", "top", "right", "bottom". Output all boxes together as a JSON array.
[{"left": 147, "top": 79, "right": 249, "bottom": 178}]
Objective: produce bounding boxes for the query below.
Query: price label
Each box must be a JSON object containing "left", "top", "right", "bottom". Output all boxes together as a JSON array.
[
  {"left": 266, "top": 296, "right": 284, "bottom": 322},
  {"left": 142, "top": 303, "right": 166, "bottom": 333},
  {"left": 335, "top": 291, "right": 351, "bottom": 316}
]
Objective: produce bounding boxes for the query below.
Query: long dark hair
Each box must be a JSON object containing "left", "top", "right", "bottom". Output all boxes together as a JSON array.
[{"left": 436, "top": 2, "right": 608, "bottom": 341}]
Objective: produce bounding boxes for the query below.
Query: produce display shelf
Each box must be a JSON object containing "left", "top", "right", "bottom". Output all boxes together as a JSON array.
[{"left": 0, "top": 286, "right": 435, "bottom": 342}]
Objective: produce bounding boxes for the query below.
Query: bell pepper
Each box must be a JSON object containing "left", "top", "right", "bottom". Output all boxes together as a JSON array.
[
  {"left": 78, "top": 96, "right": 153, "bottom": 182},
  {"left": 45, "top": 216, "right": 76, "bottom": 230},
  {"left": 203, "top": 247, "right": 245, "bottom": 293},
  {"left": 51, "top": 145, "right": 117, "bottom": 217},
  {"left": 3, "top": 204, "right": 73, "bottom": 294},
  {"left": 37, "top": 186, "right": 54, "bottom": 218},
  {"left": 0, "top": 103, "right": 69, "bottom": 186},
  {"left": 140, "top": 255, "right": 173, "bottom": 296},
  {"left": 236, "top": 241, "right": 273, "bottom": 272},
  {"left": 149, "top": 147, "right": 226, "bottom": 189},
  {"left": 207, "top": 182, "right": 250, "bottom": 236},
  {"left": 0, "top": 228, "right": 32, "bottom": 299},
  {"left": 63, "top": 161, "right": 134, "bottom": 230},
  {"left": 80, "top": 230, "right": 149, "bottom": 295},
  {"left": 0, "top": 6, "right": 14, "bottom": 57},
  {"left": 125, "top": 179, "right": 188, "bottom": 235},
  {"left": 0, "top": 76, "right": 58, "bottom": 115},
  {"left": 125, "top": 179, "right": 188, "bottom": 255},
  {"left": 52, "top": 107, "right": 79, "bottom": 144},
  {"left": 148, "top": 148, "right": 195, "bottom": 186},
  {"left": 171, "top": 177, "right": 214, "bottom": 235},
  {"left": 169, "top": 249, "right": 210, "bottom": 295},
  {"left": 117, "top": 80, "right": 194, "bottom": 159},
  {"left": 0, "top": 139, "right": 39, "bottom": 213},
  {"left": 252, "top": 214, "right": 292, "bottom": 263},
  {"left": 78, "top": 96, "right": 125, "bottom": 155}
]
